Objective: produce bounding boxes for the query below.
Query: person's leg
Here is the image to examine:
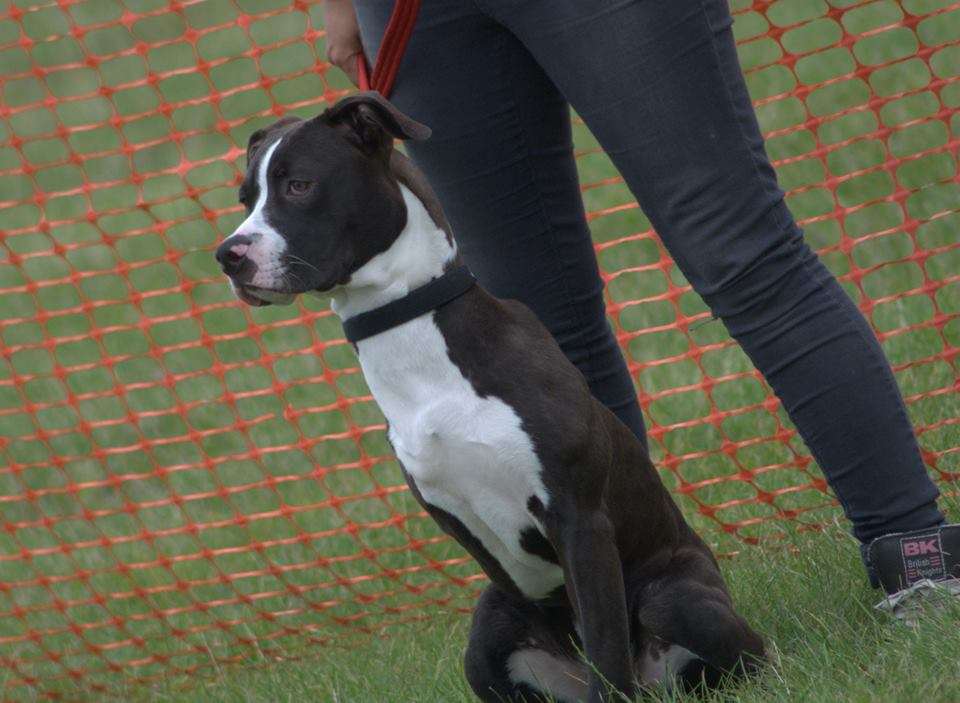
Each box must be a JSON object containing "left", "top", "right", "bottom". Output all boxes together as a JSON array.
[
  {"left": 352, "top": 0, "right": 647, "bottom": 446},
  {"left": 489, "top": 0, "right": 943, "bottom": 544}
]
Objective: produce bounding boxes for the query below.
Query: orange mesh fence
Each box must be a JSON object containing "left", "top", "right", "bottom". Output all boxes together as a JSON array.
[{"left": 0, "top": 0, "right": 958, "bottom": 699}]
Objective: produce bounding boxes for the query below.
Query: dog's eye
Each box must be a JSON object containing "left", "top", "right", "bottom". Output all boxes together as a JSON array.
[{"left": 287, "top": 180, "right": 311, "bottom": 196}]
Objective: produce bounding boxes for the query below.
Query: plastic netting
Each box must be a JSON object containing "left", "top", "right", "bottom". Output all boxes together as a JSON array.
[{"left": 0, "top": 0, "right": 958, "bottom": 699}]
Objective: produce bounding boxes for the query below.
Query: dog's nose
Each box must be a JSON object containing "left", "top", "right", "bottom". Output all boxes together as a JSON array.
[{"left": 216, "top": 235, "right": 252, "bottom": 276}]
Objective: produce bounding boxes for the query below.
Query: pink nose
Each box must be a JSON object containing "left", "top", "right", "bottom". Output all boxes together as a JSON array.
[
  {"left": 215, "top": 235, "right": 253, "bottom": 275},
  {"left": 229, "top": 242, "right": 249, "bottom": 258}
]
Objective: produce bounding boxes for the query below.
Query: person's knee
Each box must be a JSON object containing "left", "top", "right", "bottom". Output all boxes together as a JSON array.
[
  {"left": 551, "top": 307, "right": 613, "bottom": 366},
  {"left": 696, "top": 229, "right": 827, "bottom": 333},
  {"left": 648, "top": 187, "right": 825, "bottom": 326}
]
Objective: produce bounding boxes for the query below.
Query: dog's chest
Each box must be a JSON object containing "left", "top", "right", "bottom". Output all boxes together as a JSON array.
[{"left": 357, "top": 317, "right": 564, "bottom": 600}]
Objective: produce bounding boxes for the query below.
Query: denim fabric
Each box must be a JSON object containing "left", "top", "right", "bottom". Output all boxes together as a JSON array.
[{"left": 353, "top": 0, "right": 943, "bottom": 543}]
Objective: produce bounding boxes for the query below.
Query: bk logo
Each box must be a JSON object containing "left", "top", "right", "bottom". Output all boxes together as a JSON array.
[{"left": 902, "top": 538, "right": 940, "bottom": 557}]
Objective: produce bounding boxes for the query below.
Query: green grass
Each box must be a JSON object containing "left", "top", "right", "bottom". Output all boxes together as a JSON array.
[
  {"left": 153, "top": 517, "right": 960, "bottom": 703},
  {"left": 0, "top": 0, "right": 958, "bottom": 700}
]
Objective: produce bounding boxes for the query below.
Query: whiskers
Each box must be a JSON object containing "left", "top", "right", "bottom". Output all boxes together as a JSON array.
[
  {"left": 283, "top": 253, "right": 323, "bottom": 281},
  {"left": 280, "top": 253, "right": 334, "bottom": 300},
  {"left": 280, "top": 268, "right": 304, "bottom": 291},
  {"left": 276, "top": 256, "right": 322, "bottom": 302}
]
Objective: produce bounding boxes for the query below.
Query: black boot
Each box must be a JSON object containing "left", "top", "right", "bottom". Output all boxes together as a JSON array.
[{"left": 866, "top": 523, "right": 960, "bottom": 621}]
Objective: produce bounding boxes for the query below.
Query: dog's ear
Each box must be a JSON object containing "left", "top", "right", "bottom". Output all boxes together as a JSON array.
[
  {"left": 246, "top": 116, "right": 302, "bottom": 163},
  {"left": 320, "top": 91, "right": 431, "bottom": 157}
]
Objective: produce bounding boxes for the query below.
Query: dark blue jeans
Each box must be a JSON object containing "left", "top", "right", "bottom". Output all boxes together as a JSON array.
[{"left": 353, "top": 0, "right": 943, "bottom": 544}]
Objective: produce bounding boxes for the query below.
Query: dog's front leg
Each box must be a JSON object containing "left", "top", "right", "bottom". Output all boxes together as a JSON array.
[{"left": 550, "top": 509, "right": 634, "bottom": 703}]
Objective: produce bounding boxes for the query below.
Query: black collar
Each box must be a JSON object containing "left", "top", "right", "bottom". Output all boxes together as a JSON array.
[{"left": 341, "top": 264, "right": 476, "bottom": 344}]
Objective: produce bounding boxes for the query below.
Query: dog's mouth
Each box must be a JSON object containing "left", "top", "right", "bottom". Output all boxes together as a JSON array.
[{"left": 230, "top": 281, "right": 297, "bottom": 307}]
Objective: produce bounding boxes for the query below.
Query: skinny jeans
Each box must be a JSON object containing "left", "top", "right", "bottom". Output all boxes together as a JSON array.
[{"left": 353, "top": 0, "right": 944, "bottom": 543}]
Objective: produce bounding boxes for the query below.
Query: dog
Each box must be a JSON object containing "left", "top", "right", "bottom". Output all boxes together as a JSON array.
[{"left": 215, "top": 92, "right": 765, "bottom": 702}]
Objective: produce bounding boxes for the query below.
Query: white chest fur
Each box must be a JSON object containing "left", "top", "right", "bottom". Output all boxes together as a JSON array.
[
  {"left": 330, "top": 184, "right": 564, "bottom": 599},
  {"left": 356, "top": 316, "right": 565, "bottom": 600}
]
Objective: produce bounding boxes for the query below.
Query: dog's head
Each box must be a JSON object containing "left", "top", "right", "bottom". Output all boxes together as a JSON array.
[{"left": 215, "top": 92, "right": 431, "bottom": 306}]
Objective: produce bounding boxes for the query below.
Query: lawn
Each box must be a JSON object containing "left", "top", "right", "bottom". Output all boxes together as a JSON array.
[
  {"left": 154, "top": 516, "right": 960, "bottom": 703},
  {"left": 0, "top": 0, "right": 958, "bottom": 701}
]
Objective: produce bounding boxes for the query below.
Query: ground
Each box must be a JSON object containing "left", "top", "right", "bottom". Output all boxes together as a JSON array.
[{"left": 154, "top": 517, "right": 960, "bottom": 703}]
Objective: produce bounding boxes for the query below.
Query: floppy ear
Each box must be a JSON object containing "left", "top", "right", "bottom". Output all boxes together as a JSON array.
[
  {"left": 246, "top": 116, "right": 302, "bottom": 163},
  {"left": 321, "top": 91, "right": 431, "bottom": 157}
]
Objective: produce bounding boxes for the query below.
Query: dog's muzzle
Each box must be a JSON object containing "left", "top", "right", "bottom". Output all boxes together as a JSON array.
[{"left": 215, "top": 235, "right": 296, "bottom": 306}]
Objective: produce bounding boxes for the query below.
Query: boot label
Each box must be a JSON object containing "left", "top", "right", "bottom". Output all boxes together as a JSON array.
[{"left": 900, "top": 532, "right": 946, "bottom": 585}]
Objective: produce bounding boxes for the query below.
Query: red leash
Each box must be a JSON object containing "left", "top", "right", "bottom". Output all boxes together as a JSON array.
[{"left": 355, "top": 0, "right": 421, "bottom": 98}]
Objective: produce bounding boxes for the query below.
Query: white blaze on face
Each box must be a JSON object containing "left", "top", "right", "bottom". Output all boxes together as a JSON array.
[{"left": 227, "top": 137, "right": 287, "bottom": 290}]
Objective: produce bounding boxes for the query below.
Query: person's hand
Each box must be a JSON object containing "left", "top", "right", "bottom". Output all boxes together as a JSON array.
[{"left": 324, "top": 0, "right": 363, "bottom": 86}]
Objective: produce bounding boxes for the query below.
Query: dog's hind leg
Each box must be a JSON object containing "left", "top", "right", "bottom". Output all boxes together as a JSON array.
[
  {"left": 634, "top": 564, "right": 765, "bottom": 691},
  {"left": 465, "top": 585, "right": 588, "bottom": 703}
]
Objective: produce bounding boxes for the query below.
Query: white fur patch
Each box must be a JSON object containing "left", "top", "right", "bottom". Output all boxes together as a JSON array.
[
  {"left": 332, "top": 187, "right": 564, "bottom": 600},
  {"left": 226, "top": 137, "right": 287, "bottom": 288},
  {"left": 331, "top": 185, "right": 458, "bottom": 320},
  {"left": 638, "top": 643, "right": 700, "bottom": 686},
  {"left": 507, "top": 649, "right": 589, "bottom": 703}
]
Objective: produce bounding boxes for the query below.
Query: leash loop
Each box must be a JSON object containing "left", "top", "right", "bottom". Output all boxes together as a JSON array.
[{"left": 355, "top": 0, "right": 421, "bottom": 97}]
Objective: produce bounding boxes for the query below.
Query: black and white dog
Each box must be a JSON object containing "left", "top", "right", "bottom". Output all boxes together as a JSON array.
[{"left": 216, "top": 93, "right": 764, "bottom": 702}]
